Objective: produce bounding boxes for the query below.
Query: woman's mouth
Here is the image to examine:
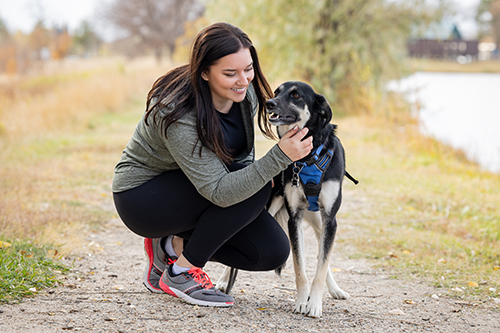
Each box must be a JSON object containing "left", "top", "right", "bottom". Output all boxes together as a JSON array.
[{"left": 231, "top": 87, "right": 246, "bottom": 92}]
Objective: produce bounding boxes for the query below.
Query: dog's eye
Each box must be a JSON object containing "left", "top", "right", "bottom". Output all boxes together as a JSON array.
[{"left": 293, "top": 93, "right": 300, "bottom": 98}]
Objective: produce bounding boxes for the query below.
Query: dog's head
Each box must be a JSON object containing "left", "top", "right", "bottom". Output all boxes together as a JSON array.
[{"left": 265, "top": 81, "right": 332, "bottom": 137}]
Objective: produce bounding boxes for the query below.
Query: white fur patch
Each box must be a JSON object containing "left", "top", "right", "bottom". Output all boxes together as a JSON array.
[
  {"left": 318, "top": 180, "right": 340, "bottom": 212},
  {"left": 277, "top": 104, "right": 311, "bottom": 137},
  {"left": 283, "top": 183, "right": 307, "bottom": 215}
]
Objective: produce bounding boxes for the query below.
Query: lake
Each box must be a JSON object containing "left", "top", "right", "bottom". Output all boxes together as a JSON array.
[{"left": 388, "top": 72, "right": 500, "bottom": 173}]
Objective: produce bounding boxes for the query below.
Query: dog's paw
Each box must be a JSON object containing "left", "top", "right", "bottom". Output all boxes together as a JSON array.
[
  {"left": 294, "top": 301, "right": 309, "bottom": 315},
  {"left": 304, "top": 294, "right": 323, "bottom": 318},
  {"left": 306, "top": 304, "right": 322, "bottom": 318},
  {"left": 330, "top": 288, "right": 349, "bottom": 300}
]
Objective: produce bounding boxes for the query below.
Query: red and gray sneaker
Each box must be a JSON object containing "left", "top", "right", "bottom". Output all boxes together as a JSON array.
[
  {"left": 159, "top": 265, "right": 234, "bottom": 307},
  {"left": 143, "top": 238, "right": 177, "bottom": 293}
]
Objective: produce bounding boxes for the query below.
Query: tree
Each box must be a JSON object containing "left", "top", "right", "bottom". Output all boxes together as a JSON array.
[
  {"left": 72, "top": 21, "right": 101, "bottom": 57},
  {"left": 476, "top": 0, "right": 500, "bottom": 50},
  {"left": 206, "top": 0, "right": 441, "bottom": 115},
  {"left": 104, "top": 0, "right": 205, "bottom": 61}
]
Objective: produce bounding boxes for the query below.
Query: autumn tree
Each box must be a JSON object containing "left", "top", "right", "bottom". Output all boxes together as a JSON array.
[
  {"left": 51, "top": 26, "right": 72, "bottom": 60},
  {"left": 29, "top": 20, "right": 51, "bottom": 62},
  {"left": 103, "top": 0, "right": 205, "bottom": 62}
]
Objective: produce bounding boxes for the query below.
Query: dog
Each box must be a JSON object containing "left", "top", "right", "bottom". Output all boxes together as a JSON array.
[{"left": 217, "top": 81, "right": 358, "bottom": 318}]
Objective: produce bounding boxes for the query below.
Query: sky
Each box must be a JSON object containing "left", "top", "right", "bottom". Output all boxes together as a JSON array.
[
  {"left": 0, "top": 0, "right": 105, "bottom": 34},
  {"left": 0, "top": 0, "right": 484, "bottom": 39}
]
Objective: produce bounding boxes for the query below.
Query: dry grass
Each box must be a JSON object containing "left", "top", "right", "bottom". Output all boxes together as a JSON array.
[
  {"left": 0, "top": 57, "right": 174, "bottom": 252},
  {"left": 334, "top": 111, "right": 500, "bottom": 300},
  {"left": 408, "top": 58, "right": 500, "bottom": 73}
]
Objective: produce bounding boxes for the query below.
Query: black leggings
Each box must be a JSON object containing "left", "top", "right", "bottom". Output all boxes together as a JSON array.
[{"left": 113, "top": 168, "right": 290, "bottom": 271}]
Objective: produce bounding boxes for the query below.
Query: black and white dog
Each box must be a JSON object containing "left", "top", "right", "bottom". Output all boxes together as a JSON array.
[{"left": 217, "top": 81, "right": 357, "bottom": 318}]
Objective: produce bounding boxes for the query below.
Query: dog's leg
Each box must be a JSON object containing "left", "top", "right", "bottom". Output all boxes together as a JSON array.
[
  {"left": 309, "top": 212, "right": 349, "bottom": 301},
  {"left": 326, "top": 266, "right": 349, "bottom": 300},
  {"left": 287, "top": 209, "right": 309, "bottom": 314},
  {"left": 216, "top": 266, "right": 238, "bottom": 294},
  {"left": 303, "top": 211, "right": 337, "bottom": 318}
]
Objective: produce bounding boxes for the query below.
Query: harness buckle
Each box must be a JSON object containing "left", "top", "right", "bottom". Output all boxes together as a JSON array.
[{"left": 292, "top": 162, "right": 303, "bottom": 187}]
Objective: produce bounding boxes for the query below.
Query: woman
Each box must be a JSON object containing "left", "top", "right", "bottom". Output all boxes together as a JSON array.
[{"left": 112, "top": 22, "right": 313, "bottom": 307}]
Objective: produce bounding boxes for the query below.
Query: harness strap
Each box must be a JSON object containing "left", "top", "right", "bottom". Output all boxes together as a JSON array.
[{"left": 294, "top": 144, "right": 334, "bottom": 211}]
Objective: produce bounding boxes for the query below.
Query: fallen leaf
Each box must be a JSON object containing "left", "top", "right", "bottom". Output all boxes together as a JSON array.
[
  {"left": 404, "top": 300, "right": 415, "bottom": 305},
  {"left": 0, "top": 241, "right": 12, "bottom": 249},
  {"left": 402, "top": 250, "right": 411, "bottom": 254},
  {"left": 332, "top": 268, "right": 342, "bottom": 272},
  {"left": 493, "top": 266, "right": 499, "bottom": 271},
  {"left": 257, "top": 308, "right": 267, "bottom": 311},
  {"left": 104, "top": 317, "right": 116, "bottom": 322},
  {"left": 468, "top": 281, "right": 479, "bottom": 288},
  {"left": 113, "top": 285, "right": 124, "bottom": 290}
]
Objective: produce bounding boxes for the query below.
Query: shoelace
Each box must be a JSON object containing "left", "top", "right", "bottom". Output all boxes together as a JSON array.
[
  {"left": 167, "top": 258, "right": 177, "bottom": 265},
  {"left": 188, "top": 267, "right": 214, "bottom": 290}
]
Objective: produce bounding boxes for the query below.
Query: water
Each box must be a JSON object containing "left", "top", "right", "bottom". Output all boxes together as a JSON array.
[{"left": 388, "top": 72, "right": 500, "bottom": 173}]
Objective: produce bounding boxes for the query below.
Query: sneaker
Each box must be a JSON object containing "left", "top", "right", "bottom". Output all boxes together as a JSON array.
[
  {"left": 143, "top": 238, "right": 177, "bottom": 293},
  {"left": 159, "top": 265, "right": 234, "bottom": 307}
]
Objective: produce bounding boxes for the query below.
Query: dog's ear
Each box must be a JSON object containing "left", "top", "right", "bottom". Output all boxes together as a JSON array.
[{"left": 313, "top": 93, "right": 332, "bottom": 128}]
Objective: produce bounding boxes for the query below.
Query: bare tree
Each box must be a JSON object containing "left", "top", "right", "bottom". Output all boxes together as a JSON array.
[{"left": 104, "top": 0, "right": 204, "bottom": 61}]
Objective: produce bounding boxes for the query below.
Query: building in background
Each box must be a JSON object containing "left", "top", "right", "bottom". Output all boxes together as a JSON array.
[{"left": 407, "top": 21, "right": 480, "bottom": 63}]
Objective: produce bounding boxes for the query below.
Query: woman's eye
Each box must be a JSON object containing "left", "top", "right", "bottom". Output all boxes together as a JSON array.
[
  {"left": 225, "top": 73, "right": 236, "bottom": 77},
  {"left": 245, "top": 67, "right": 253, "bottom": 72}
]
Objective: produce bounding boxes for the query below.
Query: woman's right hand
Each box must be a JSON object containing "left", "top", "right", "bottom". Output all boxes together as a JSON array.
[{"left": 277, "top": 126, "right": 313, "bottom": 162}]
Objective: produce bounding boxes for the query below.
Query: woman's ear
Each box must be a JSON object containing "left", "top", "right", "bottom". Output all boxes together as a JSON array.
[{"left": 201, "top": 71, "right": 209, "bottom": 81}]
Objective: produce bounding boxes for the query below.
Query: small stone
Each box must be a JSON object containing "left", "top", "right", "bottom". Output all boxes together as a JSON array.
[
  {"left": 431, "top": 294, "right": 440, "bottom": 300},
  {"left": 389, "top": 309, "right": 405, "bottom": 315}
]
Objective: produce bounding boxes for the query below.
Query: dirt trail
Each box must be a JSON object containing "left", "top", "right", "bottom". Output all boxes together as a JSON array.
[{"left": 1, "top": 190, "right": 499, "bottom": 332}]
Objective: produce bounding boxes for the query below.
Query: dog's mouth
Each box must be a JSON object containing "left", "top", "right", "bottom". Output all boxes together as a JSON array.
[{"left": 268, "top": 112, "right": 298, "bottom": 125}]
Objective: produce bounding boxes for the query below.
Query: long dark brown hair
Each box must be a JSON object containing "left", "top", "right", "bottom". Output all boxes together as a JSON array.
[{"left": 144, "top": 22, "right": 275, "bottom": 164}]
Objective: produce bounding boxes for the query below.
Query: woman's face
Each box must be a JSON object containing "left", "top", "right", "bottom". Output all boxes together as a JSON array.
[{"left": 202, "top": 48, "right": 255, "bottom": 113}]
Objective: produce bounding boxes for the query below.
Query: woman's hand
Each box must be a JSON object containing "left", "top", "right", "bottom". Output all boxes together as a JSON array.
[{"left": 278, "top": 126, "right": 313, "bottom": 162}]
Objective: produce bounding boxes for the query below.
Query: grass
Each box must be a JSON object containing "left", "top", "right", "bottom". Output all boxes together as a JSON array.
[
  {"left": 334, "top": 114, "right": 500, "bottom": 303},
  {"left": 1, "top": 56, "right": 499, "bottom": 305},
  {"left": 0, "top": 239, "right": 69, "bottom": 303},
  {"left": 408, "top": 58, "right": 500, "bottom": 73},
  {"left": 0, "top": 57, "right": 170, "bottom": 302}
]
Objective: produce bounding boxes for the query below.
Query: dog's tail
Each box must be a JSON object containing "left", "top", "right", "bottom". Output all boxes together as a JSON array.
[{"left": 344, "top": 171, "right": 359, "bottom": 185}]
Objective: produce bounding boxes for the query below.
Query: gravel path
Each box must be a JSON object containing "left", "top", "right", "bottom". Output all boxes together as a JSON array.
[{"left": 1, "top": 190, "right": 499, "bottom": 332}]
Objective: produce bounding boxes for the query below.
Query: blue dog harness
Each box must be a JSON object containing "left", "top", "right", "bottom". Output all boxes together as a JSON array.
[{"left": 291, "top": 144, "right": 334, "bottom": 211}]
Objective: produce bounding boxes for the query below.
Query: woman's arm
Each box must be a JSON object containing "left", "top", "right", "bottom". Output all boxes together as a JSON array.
[{"left": 164, "top": 115, "right": 291, "bottom": 207}]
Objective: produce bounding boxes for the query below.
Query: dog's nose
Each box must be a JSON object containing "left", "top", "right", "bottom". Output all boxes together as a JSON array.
[{"left": 265, "top": 99, "right": 277, "bottom": 110}]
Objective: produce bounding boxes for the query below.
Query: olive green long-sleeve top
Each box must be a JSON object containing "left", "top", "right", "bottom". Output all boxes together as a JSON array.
[{"left": 112, "top": 86, "right": 292, "bottom": 207}]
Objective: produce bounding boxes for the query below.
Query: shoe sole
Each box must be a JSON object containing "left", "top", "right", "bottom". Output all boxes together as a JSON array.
[
  {"left": 143, "top": 238, "right": 165, "bottom": 294},
  {"left": 159, "top": 279, "right": 234, "bottom": 307}
]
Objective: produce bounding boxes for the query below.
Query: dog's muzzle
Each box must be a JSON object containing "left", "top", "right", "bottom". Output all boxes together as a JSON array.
[{"left": 265, "top": 99, "right": 298, "bottom": 125}]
